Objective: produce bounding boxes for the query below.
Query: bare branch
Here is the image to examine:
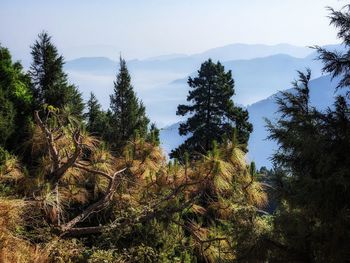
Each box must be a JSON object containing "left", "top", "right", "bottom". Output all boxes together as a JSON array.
[
  {"left": 51, "top": 130, "right": 83, "bottom": 182},
  {"left": 60, "top": 167, "right": 126, "bottom": 233},
  {"left": 74, "top": 164, "right": 126, "bottom": 182},
  {"left": 34, "top": 110, "right": 60, "bottom": 169}
]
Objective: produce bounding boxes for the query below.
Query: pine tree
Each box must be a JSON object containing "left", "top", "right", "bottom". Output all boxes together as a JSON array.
[
  {"left": 170, "top": 59, "right": 252, "bottom": 160},
  {"left": 260, "top": 5, "right": 350, "bottom": 261},
  {"left": 265, "top": 70, "right": 350, "bottom": 261},
  {"left": 29, "top": 32, "right": 84, "bottom": 117},
  {"left": 108, "top": 57, "right": 149, "bottom": 150},
  {"left": 315, "top": 4, "right": 350, "bottom": 93},
  {"left": 85, "top": 92, "right": 109, "bottom": 138}
]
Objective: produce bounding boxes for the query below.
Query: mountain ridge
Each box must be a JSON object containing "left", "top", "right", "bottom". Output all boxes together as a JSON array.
[
  {"left": 160, "top": 74, "right": 343, "bottom": 168},
  {"left": 64, "top": 43, "right": 343, "bottom": 127}
]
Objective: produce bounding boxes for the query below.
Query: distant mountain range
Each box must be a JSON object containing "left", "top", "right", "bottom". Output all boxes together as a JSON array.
[
  {"left": 65, "top": 43, "right": 318, "bottom": 75},
  {"left": 65, "top": 57, "right": 117, "bottom": 73},
  {"left": 160, "top": 74, "right": 343, "bottom": 168},
  {"left": 63, "top": 42, "right": 344, "bottom": 167},
  {"left": 191, "top": 43, "right": 313, "bottom": 61},
  {"left": 65, "top": 44, "right": 342, "bottom": 115},
  {"left": 171, "top": 53, "right": 324, "bottom": 104}
]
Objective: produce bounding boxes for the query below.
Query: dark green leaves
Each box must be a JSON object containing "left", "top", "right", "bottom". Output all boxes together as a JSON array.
[{"left": 171, "top": 59, "right": 252, "bottom": 160}]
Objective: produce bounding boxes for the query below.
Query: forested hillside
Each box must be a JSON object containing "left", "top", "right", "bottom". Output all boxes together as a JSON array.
[{"left": 1, "top": 3, "right": 350, "bottom": 263}]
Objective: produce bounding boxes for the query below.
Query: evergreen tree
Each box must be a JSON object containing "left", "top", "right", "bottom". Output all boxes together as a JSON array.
[
  {"left": 147, "top": 123, "right": 160, "bottom": 145},
  {"left": 258, "top": 5, "right": 350, "bottom": 261},
  {"left": 265, "top": 70, "right": 350, "bottom": 261},
  {"left": 0, "top": 45, "right": 32, "bottom": 150},
  {"left": 108, "top": 57, "right": 149, "bottom": 150},
  {"left": 85, "top": 92, "right": 109, "bottom": 137},
  {"left": 315, "top": 4, "right": 350, "bottom": 93},
  {"left": 170, "top": 59, "right": 252, "bottom": 160},
  {"left": 29, "top": 32, "right": 84, "bottom": 117}
]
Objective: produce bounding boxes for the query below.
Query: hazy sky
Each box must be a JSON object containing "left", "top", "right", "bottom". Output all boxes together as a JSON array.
[{"left": 0, "top": 0, "right": 346, "bottom": 61}]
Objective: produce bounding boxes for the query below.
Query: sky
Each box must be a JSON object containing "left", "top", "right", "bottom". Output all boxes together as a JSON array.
[{"left": 0, "top": 0, "right": 346, "bottom": 62}]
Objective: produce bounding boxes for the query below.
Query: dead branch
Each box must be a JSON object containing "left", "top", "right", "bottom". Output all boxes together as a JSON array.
[
  {"left": 35, "top": 110, "right": 129, "bottom": 235},
  {"left": 74, "top": 162, "right": 113, "bottom": 180},
  {"left": 60, "top": 168, "right": 126, "bottom": 234},
  {"left": 34, "top": 111, "right": 83, "bottom": 183},
  {"left": 51, "top": 130, "right": 82, "bottom": 182},
  {"left": 62, "top": 177, "right": 200, "bottom": 237},
  {"left": 34, "top": 111, "right": 60, "bottom": 169}
]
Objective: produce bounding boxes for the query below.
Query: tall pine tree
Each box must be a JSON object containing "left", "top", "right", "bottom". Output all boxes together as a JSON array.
[
  {"left": 264, "top": 70, "right": 350, "bottom": 262},
  {"left": 170, "top": 59, "right": 252, "bottom": 160},
  {"left": 29, "top": 32, "right": 84, "bottom": 117},
  {"left": 108, "top": 57, "right": 149, "bottom": 151},
  {"left": 263, "top": 4, "right": 350, "bottom": 259}
]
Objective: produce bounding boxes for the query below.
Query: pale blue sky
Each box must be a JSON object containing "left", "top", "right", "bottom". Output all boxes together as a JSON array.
[{"left": 0, "top": 0, "right": 346, "bottom": 61}]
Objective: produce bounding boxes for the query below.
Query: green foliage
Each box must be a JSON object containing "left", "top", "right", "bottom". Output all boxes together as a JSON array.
[
  {"left": 87, "top": 245, "right": 160, "bottom": 263},
  {"left": 170, "top": 59, "right": 252, "bottom": 161},
  {"left": 265, "top": 69, "right": 350, "bottom": 261},
  {"left": 0, "top": 45, "right": 33, "bottom": 150},
  {"left": 315, "top": 4, "right": 350, "bottom": 92},
  {"left": 85, "top": 92, "right": 109, "bottom": 138},
  {"left": 0, "top": 146, "right": 10, "bottom": 171},
  {"left": 0, "top": 90, "right": 15, "bottom": 145},
  {"left": 85, "top": 60, "right": 158, "bottom": 152},
  {"left": 147, "top": 123, "right": 160, "bottom": 145},
  {"left": 46, "top": 239, "right": 87, "bottom": 263},
  {"left": 0, "top": 29, "right": 268, "bottom": 263},
  {"left": 249, "top": 161, "right": 256, "bottom": 177},
  {"left": 0, "top": 147, "right": 13, "bottom": 196},
  {"left": 107, "top": 57, "right": 150, "bottom": 151},
  {"left": 29, "top": 32, "right": 84, "bottom": 117}
]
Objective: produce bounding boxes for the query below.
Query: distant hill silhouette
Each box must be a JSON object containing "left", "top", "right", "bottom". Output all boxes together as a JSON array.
[
  {"left": 160, "top": 75, "right": 344, "bottom": 168},
  {"left": 64, "top": 43, "right": 345, "bottom": 163}
]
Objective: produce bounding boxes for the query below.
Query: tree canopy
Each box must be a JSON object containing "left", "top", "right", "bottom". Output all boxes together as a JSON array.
[
  {"left": 84, "top": 92, "right": 109, "bottom": 138},
  {"left": 107, "top": 57, "right": 150, "bottom": 151},
  {"left": 0, "top": 45, "right": 32, "bottom": 150},
  {"left": 29, "top": 32, "right": 84, "bottom": 117},
  {"left": 262, "top": 5, "right": 350, "bottom": 259},
  {"left": 170, "top": 59, "right": 252, "bottom": 160}
]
